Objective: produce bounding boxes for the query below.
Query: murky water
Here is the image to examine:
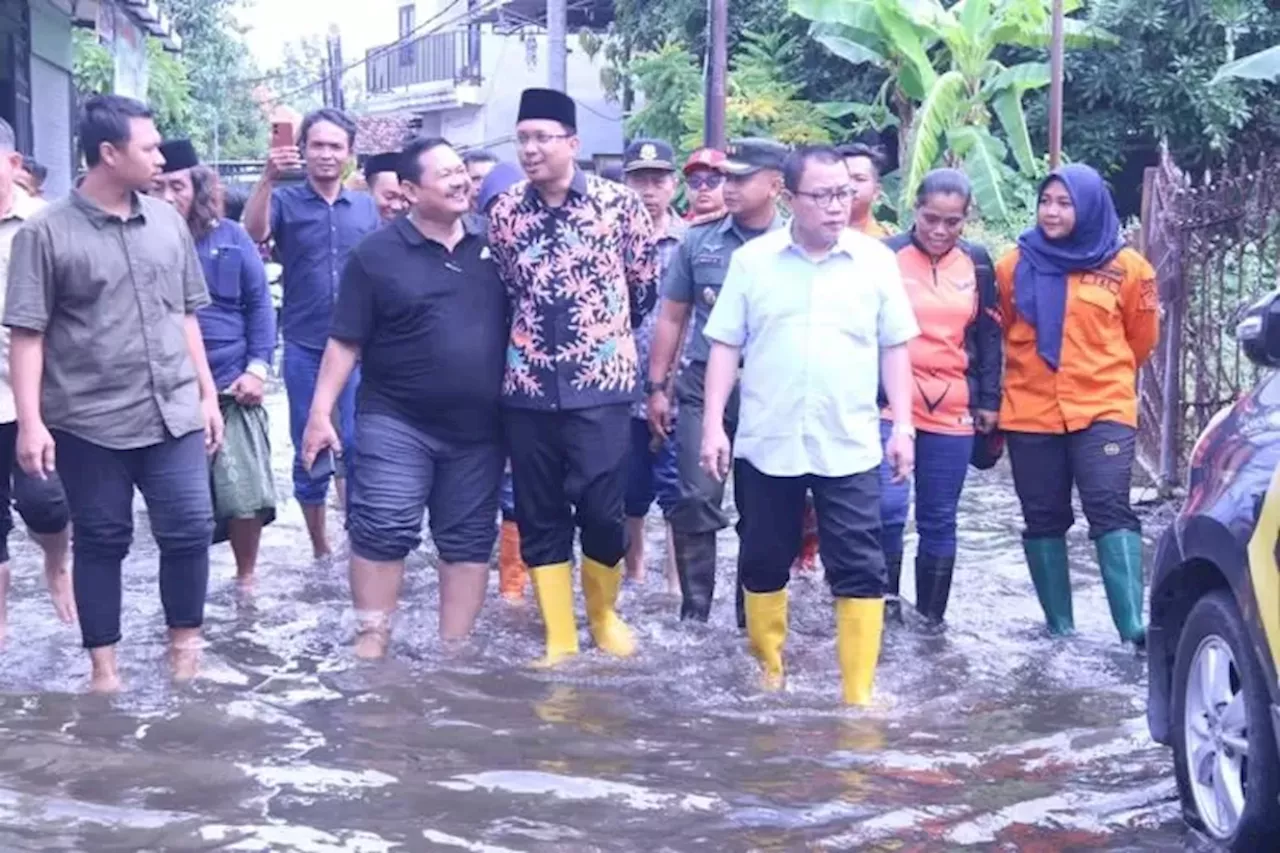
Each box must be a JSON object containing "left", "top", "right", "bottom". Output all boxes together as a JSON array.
[{"left": 0, "top": 390, "right": 1214, "bottom": 851}]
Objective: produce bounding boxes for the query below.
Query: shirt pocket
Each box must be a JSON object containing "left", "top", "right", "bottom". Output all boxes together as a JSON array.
[{"left": 210, "top": 246, "right": 244, "bottom": 305}]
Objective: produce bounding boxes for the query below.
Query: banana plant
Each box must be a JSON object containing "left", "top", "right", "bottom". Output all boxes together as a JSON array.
[{"left": 791, "top": 0, "right": 1117, "bottom": 220}]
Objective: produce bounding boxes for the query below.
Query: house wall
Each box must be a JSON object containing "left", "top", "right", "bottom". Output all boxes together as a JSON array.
[
  {"left": 30, "top": 0, "right": 73, "bottom": 197},
  {"left": 474, "top": 29, "right": 622, "bottom": 162}
]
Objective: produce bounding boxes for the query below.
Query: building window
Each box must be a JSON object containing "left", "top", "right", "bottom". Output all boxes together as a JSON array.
[
  {"left": 398, "top": 4, "right": 415, "bottom": 38},
  {"left": 398, "top": 3, "right": 415, "bottom": 66}
]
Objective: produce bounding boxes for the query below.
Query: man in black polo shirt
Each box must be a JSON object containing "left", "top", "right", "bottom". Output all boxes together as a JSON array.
[{"left": 300, "top": 136, "right": 506, "bottom": 659}]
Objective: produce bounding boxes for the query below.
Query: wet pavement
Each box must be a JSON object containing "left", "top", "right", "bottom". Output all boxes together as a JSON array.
[{"left": 0, "top": 389, "right": 1215, "bottom": 851}]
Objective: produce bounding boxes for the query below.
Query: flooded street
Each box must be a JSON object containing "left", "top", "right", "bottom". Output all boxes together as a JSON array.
[{"left": 0, "top": 388, "right": 1210, "bottom": 851}]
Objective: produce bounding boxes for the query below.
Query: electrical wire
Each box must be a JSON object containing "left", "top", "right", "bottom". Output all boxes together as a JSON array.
[{"left": 264, "top": 0, "right": 509, "bottom": 107}]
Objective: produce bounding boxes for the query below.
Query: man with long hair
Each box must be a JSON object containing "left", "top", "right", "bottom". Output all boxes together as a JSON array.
[{"left": 154, "top": 139, "right": 277, "bottom": 587}]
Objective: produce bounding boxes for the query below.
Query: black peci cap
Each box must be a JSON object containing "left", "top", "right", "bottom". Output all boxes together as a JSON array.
[{"left": 159, "top": 139, "right": 199, "bottom": 173}]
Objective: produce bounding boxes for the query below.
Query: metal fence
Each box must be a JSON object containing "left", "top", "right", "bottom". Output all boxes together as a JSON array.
[{"left": 1137, "top": 149, "right": 1280, "bottom": 492}]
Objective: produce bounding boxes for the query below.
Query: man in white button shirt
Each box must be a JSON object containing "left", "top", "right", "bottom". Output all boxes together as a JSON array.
[
  {"left": 0, "top": 117, "right": 75, "bottom": 643},
  {"left": 699, "top": 145, "right": 918, "bottom": 705}
]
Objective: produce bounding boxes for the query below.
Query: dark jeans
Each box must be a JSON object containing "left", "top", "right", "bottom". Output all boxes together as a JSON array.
[
  {"left": 671, "top": 360, "right": 739, "bottom": 534},
  {"left": 347, "top": 413, "right": 502, "bottom": 564},
  {"left": 283, "top": 341, "right": 359, "bottom": 505},
  {"left": 505, "top": 404, "right": 630, "bottom": 568},
  {"left": 0, "top": 422, "right": 70, "bottom": 563},
  {"left": 54, "top": 430, "right": 214, "bottom": 649},
  {"left": 878, "top": 420, "right": 974, "bottom": 559},
  {"left": 1006, "top": 421, "right": 1140, "bottom": 540},
  {"left": 625, "top": 417, "right": 680, "bottom": 519},
  {"left": 734, "top": 459, "right": 885, "bottom": 599}
]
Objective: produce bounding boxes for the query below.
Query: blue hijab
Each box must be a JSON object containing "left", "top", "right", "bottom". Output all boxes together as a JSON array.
[{"left": 1013, "top": 164, "right": 1125, "bottom": 370}]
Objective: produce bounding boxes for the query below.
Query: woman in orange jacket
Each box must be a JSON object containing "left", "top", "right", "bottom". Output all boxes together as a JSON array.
[
  {"left": 878, "top": 169, "right": 1002, "bottom": 626},
  {"left": 998, "top": 164, "right": 1158, "bottom": 645}
]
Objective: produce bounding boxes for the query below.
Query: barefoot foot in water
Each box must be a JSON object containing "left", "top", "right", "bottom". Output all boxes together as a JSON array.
[
  {"left": 88, "top": 646, "right": 122, "bottom": 693},
  {"left": 168, "top": 628, "right": 203, "bottom": 682}
]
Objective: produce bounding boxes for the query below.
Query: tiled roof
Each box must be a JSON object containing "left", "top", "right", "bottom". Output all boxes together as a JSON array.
[{"left": 355, "top": 114, "right": 416, "bottom": 156}]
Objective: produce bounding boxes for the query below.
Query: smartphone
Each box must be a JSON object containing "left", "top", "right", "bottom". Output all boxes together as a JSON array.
[
  {"left": 309, "top": 449, "right": 336, "bottom": 482},
  {"left": 271, "top": 121, "right": 294, "bottom": 150}
]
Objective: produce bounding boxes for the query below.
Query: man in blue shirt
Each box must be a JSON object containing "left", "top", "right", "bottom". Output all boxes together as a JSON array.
[{"left": 244, "top": 108, "right": 379, "bottom": 558}]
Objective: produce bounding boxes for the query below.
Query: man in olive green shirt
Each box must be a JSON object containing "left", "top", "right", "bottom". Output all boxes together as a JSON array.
[{"left": 4, "top": 95, "right": 222, "bottom": 693}]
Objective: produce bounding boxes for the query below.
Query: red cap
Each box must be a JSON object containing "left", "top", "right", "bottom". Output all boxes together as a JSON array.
[{"left": 683, "top": 148, "right": 726, "bottom": 174}]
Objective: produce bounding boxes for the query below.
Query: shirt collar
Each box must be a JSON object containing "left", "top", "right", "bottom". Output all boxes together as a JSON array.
[
  {"left": 783, "top": 221, "right": 858, "bottom": 261},
  {"left": 304, "top": 179, "right": 352, "bottom": 206},
  {"left": 395, "top": 214, "right": 477, "bottom": 248},
  {"left": 656, "top": 209, "right": 687, "bottom": 242},
  {"left": 71, "top": 189, "right": 147, "bottom": 229},
  {"left": 719, "top": 210, "right": 786, "bottom": 239},
  {"left": 523, "top": 168, "right": 589, "bottom": 207},
  {"left": 1, "top": 188, "right": 42, "bottom": 223}
]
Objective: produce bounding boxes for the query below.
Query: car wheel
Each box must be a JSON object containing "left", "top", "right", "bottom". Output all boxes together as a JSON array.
[{"left": 1171, "top": 589, "right": 1280, "bottom": 849}]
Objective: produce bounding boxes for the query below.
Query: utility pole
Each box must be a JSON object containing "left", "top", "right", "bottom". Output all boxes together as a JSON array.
[
  {"left": 1048, "top": 0, "right": 1064, "bottom": 168},
  {"left": 327, "top": 25, "right": 346, "bottom": 112},
  {"left": 547, "top": 0, "right": 567, "bottom": 92},
  {"left": 705, "top": 0, "right": 727, "bottom": 150}
]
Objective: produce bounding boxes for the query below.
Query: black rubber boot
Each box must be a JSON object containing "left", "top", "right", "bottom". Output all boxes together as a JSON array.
[
  {"left": 674, "top": 531, "right": 717, "bottom": 622},
  {"left": 914, "top": 553, "right": 956, "bottom": 626},
  {"left": 884, "top": 550, "right": 904, "bottom": 624}
]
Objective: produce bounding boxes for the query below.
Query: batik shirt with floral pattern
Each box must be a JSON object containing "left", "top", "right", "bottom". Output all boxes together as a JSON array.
[
  {"left": 488, "top": 170, "right": 660, "bottom": 410},
  {"left": 632, "top": 212, "right": 687, "bottom": 421}
]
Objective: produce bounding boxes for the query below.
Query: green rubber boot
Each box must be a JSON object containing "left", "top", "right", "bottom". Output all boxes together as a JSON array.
[
  {"left": 1095, "top": 530, "right": 1146, "bottom": 645},
  {"left": 1023, "top": 538, "right": 1074, "bottom": 635}
]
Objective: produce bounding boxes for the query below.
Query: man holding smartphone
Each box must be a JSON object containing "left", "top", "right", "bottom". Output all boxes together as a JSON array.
[{"left": 243, "top": 108, "right": 378, "bottom": 559}]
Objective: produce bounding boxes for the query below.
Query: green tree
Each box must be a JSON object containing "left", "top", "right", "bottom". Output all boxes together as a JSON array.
[
  {"left": 601, "top": 0, "right": 880, "bottom": 121},
  {"left": 626, "top": 31, "right": 840, "bottom": 152},
  {"left": 1030, "top": 0, "right": 1280, "bottom": 198},
  {"left": 71, "top": 29, "right": 192, "bottom": 137},
  {"left": 792, "top": 0, "right": 1115, "bottom": 220},
  {"left": 156, "top": 0, "right": 269, "bottom": 160}
]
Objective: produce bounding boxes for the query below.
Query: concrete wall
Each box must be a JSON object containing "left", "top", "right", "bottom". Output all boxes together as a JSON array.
[
  {"left": 30, "top": 0, "right": 73, "bottom": 197},
  {"left": 475, "top": 29, "right": 622, "bottom": 162}
]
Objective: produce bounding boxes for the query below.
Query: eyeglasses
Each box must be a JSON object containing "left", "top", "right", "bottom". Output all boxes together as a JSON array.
[
  {"left": 516, "top": 132, "right": 571, "bottom": 148},
  {"left": 794, "top": 187, "right": 856, "bottom": 207},
  {"left": 686, "top": 172, "right": 724, "bottom": 191}
]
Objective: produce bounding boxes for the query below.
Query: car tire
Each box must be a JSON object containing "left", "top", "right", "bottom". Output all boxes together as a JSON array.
[{"left": 1171, "top": 589, "right": 1280, "bottom": 849}]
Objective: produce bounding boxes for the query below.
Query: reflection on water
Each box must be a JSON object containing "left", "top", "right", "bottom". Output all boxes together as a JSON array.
[{"left": 0, "top": 392, "right": 1205, "bottom": 851}]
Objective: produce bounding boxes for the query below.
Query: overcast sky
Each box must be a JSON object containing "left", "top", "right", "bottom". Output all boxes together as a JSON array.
[{"left": 237, "top": 0, "right": 390, "bottom": 69}]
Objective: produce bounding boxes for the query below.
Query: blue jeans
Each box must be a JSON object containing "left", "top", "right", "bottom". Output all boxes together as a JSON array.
[
  {"left": 54, "top": 430, "right": 214, "bottom": 649},
  {"left": 347, "top": 413, "right": 502, "bottom": 564},
  {"left": 283, "top": 340, "right": 359, "bottom": 505},
  {"left": 625, "top": 417, "right": 679, "bottom": 518},
  {"left": 878, "top": 420, "right": 974, "bottom": 560}
]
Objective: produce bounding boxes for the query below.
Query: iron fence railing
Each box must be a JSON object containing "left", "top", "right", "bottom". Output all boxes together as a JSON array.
[{"left": 365, "top": 31, "right": 474, "bottom": 94}]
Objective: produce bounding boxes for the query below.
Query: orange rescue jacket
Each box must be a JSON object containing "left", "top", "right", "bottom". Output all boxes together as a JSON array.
[
  {"left": 996, "top": 247, "right": 1159, "bottom": 433},
  {"left": 883, "top": 234, "right": 1002, "bottom": 434}
]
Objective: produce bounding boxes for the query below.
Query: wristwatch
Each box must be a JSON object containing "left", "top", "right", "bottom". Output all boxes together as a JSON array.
[
  {"left": 891, "top": 422, "right": 916, "bottom": 440},
  {"left": 644, "top": 376, "right": 669, "bottom": 396}
]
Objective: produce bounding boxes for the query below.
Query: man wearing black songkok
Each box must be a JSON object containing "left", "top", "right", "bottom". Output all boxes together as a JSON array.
[
  {"left": 487, "top": 88, "right": 660, "bottom": 665},
  {"left": 363, "top": 152, "right": 405, "bottom": 223}
]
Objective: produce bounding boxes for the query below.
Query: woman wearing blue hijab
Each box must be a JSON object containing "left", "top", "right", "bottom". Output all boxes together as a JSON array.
[{"left": 995, "top": 164, "right": 1159, "bottom": 645}]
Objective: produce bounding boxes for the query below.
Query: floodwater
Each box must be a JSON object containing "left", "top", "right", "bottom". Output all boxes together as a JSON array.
[{"left": 0, "top": 389, "right": 1213, "bottom": 851}]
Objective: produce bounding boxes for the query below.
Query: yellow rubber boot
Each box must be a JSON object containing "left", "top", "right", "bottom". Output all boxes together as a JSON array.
[
  {"left": 744, "top": 588, "right": 788, "bottom": 691},
  {"left": 529, "top": 562, "right": 579, "bottom": 667},
  {"left": 498, "top": 520, "right": 529, "bottom": 604},
  {"left": 581, "top": 558, "right": 636, "bottom": 657},
  {"left": 835, "top": 597, "right": 885, "bottom": 706}
]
